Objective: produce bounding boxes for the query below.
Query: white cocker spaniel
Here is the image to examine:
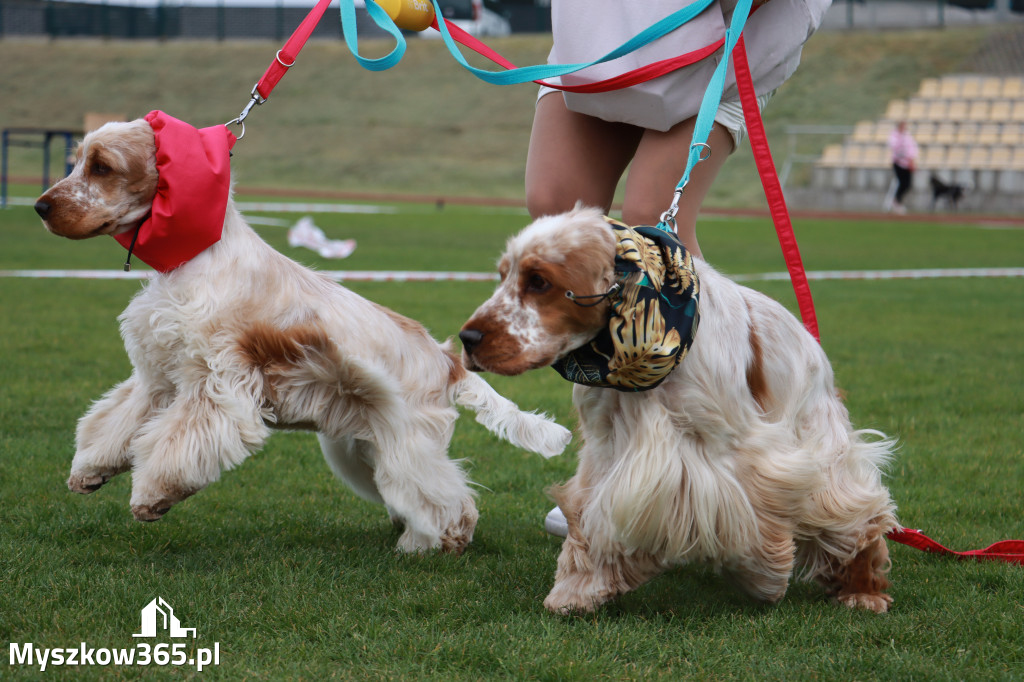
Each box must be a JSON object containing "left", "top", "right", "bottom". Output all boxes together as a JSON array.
[
  {"left": 460, "top": 206, "right": 899, "bottom": 613},
  {"left": 35, "top": 116, "right": 570, "bottom": 554}
]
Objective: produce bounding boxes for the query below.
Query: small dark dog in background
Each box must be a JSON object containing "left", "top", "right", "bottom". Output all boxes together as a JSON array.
[{"left": 929, "top": 174, "right": 965, "bottom": 212}]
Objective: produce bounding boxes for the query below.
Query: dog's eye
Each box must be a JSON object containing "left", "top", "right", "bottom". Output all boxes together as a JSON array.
[
  {"left": 525, "top": 273, "right": 551, "bottom": 293},
  {"left": 90, "top": 162, "right": 112, "bottom": 177}
]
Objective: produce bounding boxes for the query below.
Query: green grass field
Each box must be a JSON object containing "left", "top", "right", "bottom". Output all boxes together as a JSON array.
[{"left": 1, "top": 194, "right": 1022, "bottom": 679}]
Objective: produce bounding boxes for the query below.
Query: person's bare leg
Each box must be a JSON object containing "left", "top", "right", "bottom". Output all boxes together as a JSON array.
[
  {"left": 621, "top": 118, "right": 736, "bottom": 258},
  {"left": 526, "top": 93, "right": 643, "bottom": 219}
]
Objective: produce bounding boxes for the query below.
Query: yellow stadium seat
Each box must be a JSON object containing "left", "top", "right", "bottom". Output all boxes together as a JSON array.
[
  {"left": 989, "top": 99, "right": 1012, "bottom": 122},
  {"left": 999, "top": 124, "right": 1023, "bottom": 146},
  {"left": 954, "top": 122, "right": 978, "bottom": 144},
  {"left": 946, "top": 99, "right": 969, "bottom": 121},
  {"left": 851, "top": 120, "right": 875, "bottom": 142},
  {"left": 967, "top": 101, "right": 990, "bottom": 122},
  {"left": 989, "top": 147, "right": 1013, "bottom": 169},
  {"left": 923, "top": 100, "right": 946, "bottom": 121},
  {"left": 920, "top": 146, "right": 946, "bottom": 169},
  {"left": 938, "top": 78, "right": 961, "bottom": 99},
  {"left": 862, "top": 145, "right": 889, "bottom": 167},
  {"left": 946, "top": 146, "right": 969, "bottom": 167},
  {"left": 818, "top": 144, "right": 845, "bottom": 166},
  {"left": 966, "top": 147, "right": 989, "bottom": 169},
  {"left": 874, "top": 120, "right": 895, "bottom": 143},
  {"left": 912, "top": 121, "right": 936, "bottom": 144},
  {"left": 1011, "top": 101, "right": 1024, "bottom": 123},
  {"left": 844, "top": 145, "right": 865, "bottom": 165},
  {"left": 976, "top": 123, "right": 1001, "bottom": 145},
  {"left": 981, "top": 77, "right": 1003, "bottom": 99},
  {"left": 934, "top": 122, "right": 957, "bottom": 144},
  {"left": 918, "top": 78, "right": 940, "bottom": 98},
  {"left": 1001, "top": 78, "right": 1024, "bottom": 100},
  {"left": 885, "top": 100, "right": 908, "bottom": 121},
  {"left": 960, "top": 77, "right": 983, "bottom": 99}
]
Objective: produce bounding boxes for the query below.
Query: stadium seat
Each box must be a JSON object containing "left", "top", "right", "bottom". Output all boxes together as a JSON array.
[
  {"left": 920, "top": 146, "right": 947, "bottom": 169},
  {"left": 967, "top": 101, "right": 990, "bottom": 122},
  {"left": 960, "top": 77, "right": 983, "bottom": 99},
  {"left": 981, "top": 77, "right": 1003, "bottom": 99},
  {"left": 967, "top": 147, "right": 990, "bottom": 169},
  {"left": 989, "top": 147, "right": 1014, "bottom": 169},
  {"left": 934, "top": 122, "right": 957, "bottom": 145},
  {"left": 999, "top": 124, "right": 1023, "bottom": 146},
  {"left": 1012, "top": 101, "right": 1024, "bottom": 123},
  {"left": 851, "top": 120, "right": 875, "bottom": 143},
  {"left": 946, "top": 99, "right": 969, "bottom": 121},
  {"left": 861, "top": 145, "right": 889, "bottom": 168},
  {"left": 946, "top": 146, "right": 969, "bottom": 168},
  {"left": 989, "top": 99, "right": 1012, "bottom": 122},
  {"left": 874, "top": 121, "right": 895, "bottom": 143},
  {"left": 1001, "top": 77, "right": 1024, "bottom": 100},
  {"left": 912, "top": 121, "right": 936, "bottom": 144},
  {"left": 885, "top": 100, "right": 908, "bottom": 121},
  {"left": 976, "top": 123, "right": 1001, "bottom": 145},
  {"left": 924, "top": 100, "right": 947, "bottom": 121},
  {"left": 938, "top": 77, "right": 962, "bottom": 99},
  {"left": 918, "top": 78, "right": 940, "bottom": 98},
  {"left": 817, "top": 144, "right": 845, "bottom": 167}
]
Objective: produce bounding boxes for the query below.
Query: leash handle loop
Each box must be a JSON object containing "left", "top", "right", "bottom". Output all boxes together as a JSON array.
[{"left": 887, "top": 528, "right": 1024, "bottom": 565}]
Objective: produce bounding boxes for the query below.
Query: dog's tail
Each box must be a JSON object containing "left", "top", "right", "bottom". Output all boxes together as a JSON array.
[{"left": 447, "top": 354, "right": 571, "bottom": 459}]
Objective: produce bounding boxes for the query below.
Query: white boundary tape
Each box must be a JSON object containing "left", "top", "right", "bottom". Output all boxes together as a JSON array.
[
  {"left": 3, "top": 196, "right": 398, "bottom": 215},
  {"left": 1, "top": 268, "right": 1022, "bottom": 282}
]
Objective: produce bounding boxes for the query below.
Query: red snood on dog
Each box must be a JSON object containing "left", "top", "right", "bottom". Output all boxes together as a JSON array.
[{"left": 113, "top": 111, "right": 236, "bottom": 272}]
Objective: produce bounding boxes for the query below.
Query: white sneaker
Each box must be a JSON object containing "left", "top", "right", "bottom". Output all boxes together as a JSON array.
[{"left": 544, "top": 506, "right": 568, "bottom": 538}]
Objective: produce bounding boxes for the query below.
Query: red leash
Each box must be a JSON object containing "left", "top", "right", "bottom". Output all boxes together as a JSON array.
[
  {"left": 886, "top": 528, "right": 1024, "bottom": 565},
  {"left": 429, "top": 17, "right": 725, "bottom": 94},
  {"left": 733, "top": 35, "right": 819, "bottom": 342}
]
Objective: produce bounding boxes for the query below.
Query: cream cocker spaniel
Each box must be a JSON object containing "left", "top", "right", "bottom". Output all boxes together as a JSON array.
[
  {"left": 460, "top": 206, "right": 899, "bottom": 613},
  {"left": 34, "top": 116, "right": 570, "bottom": 554}
]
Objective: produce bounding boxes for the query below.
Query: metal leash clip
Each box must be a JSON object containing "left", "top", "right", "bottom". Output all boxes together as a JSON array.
[
  {"left": 225, "top": 84, "right": 267, "bottom": 141},
  {"left": 659, "top": 186, "right": 685, "bottom": 232}
]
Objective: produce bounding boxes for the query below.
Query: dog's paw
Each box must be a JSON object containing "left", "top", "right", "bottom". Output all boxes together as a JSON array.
[
  {"left": 131, "top": 502, "right": 174, "bottom": 522},
  {"left": 837, "top": 592, "right": 893, "bottom": 614},
  {"left": 543, "top": 592, "right": 598, "bottom": 615},
  {"left": 67, "top": 473, "right": 111, "bottom": 494},
  {"left": 439, "top": 499, "right": 479, "bottom": 555}
]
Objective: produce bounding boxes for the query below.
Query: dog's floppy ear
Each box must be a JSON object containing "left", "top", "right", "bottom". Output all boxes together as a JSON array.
[{"left": 112, "top": 111, "right": 236, "bottom": 272}]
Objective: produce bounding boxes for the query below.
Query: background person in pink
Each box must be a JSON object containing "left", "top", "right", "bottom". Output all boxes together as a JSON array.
[{"left": 888, "top": 120, "right": 919, "bottom": 214}]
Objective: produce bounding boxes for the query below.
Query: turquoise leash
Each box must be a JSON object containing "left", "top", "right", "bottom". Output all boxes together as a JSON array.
[
  {"left": 340, "top": 0, "right": 716, "bottom": 84},
  {"left": 657, "top": 0, "right": 754, "bottom": 234},
  {"left": 338, "top": 0, "right": 754, "bottom": 235}
]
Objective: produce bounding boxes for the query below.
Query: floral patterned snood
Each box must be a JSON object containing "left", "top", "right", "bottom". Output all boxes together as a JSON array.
[{"left": 552, "top": 217, "right": 700, "bottom": 392}]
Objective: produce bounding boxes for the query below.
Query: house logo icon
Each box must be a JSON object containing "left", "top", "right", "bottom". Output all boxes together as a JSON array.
[{"left": 133, "top": 597, "right": 197, "bottom": 639}]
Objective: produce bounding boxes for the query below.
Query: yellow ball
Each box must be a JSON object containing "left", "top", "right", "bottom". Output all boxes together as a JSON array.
[{"left": 376, "top": 0, "right": 436, "bottom": 32}]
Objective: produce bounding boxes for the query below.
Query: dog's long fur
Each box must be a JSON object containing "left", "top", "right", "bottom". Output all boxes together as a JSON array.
[
  {"left": 460, "top": 206, "right": 899, "bottom": 612},
  {"left": 35, "top": 118, "right": 570, "bottom": 554}
]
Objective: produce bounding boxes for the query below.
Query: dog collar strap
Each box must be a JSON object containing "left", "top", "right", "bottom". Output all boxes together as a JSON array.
[
  {"left": 552, "top": 217, "right": 700, "bottom": 392},
  {"left": 114, "top": 111, "right": 236, "bottom": 272}
]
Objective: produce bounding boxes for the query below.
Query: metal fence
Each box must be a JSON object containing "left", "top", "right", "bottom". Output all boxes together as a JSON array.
[
  {"left": 0, "top": 0, "right": 551, "bottom": 39},
  {"left": 822, "top": 0, "right": 1021, "bottom": 30}
]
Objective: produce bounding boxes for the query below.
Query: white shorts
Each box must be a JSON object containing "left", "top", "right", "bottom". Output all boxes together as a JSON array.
[{"left": 537, "top": 88, "right": 774, "bottom": 152}]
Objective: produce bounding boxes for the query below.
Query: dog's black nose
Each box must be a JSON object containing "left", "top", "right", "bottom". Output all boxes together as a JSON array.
[
  {"left": 459, "top": 329, "right": 484, "bottom": 353},
  {"left": 34, "top": 200, "right": 51, "bottom": 219}
]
